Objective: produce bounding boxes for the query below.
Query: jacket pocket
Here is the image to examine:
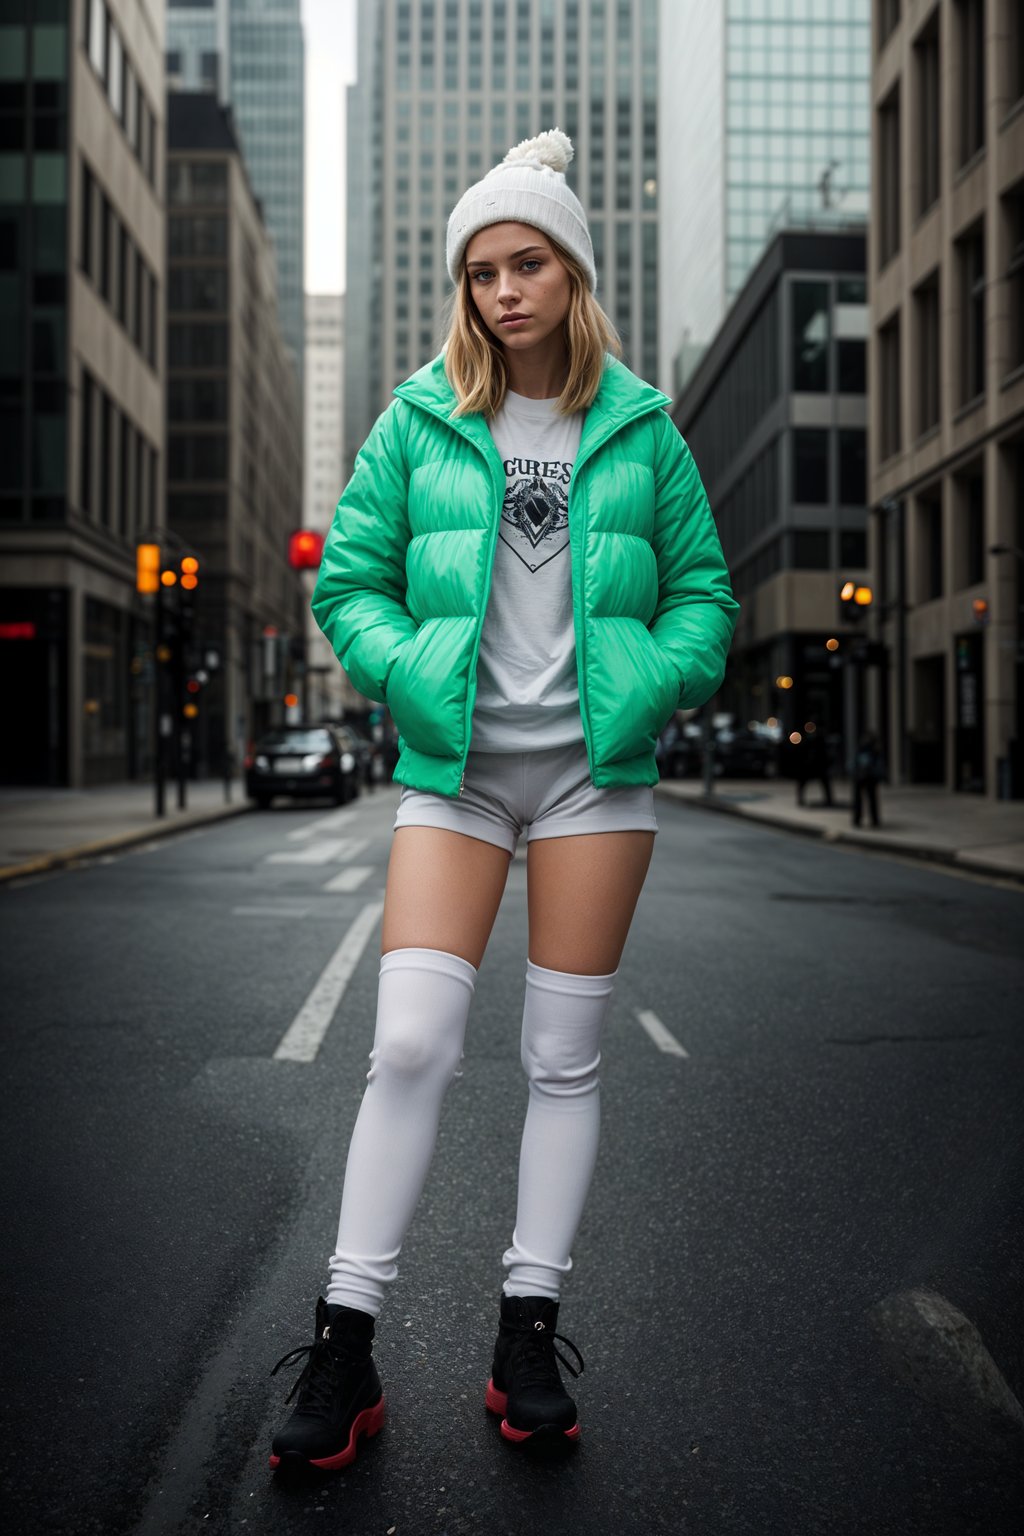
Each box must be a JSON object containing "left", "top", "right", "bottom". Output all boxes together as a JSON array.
[
  {"left": 385, "top": 615, "right": 474, "bottom": 757},
  {"left": 586, "top": 617, "right": 680, "bottom": 763}
]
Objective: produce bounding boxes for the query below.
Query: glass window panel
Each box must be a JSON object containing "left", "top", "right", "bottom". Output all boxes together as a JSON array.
[{"left": 793, "top": 429, "right": 829, "bottom": 503}]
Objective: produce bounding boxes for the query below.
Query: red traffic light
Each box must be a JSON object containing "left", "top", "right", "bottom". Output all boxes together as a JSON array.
[{"left": 289, "top": 529, "right": 325, "bottom": 570}]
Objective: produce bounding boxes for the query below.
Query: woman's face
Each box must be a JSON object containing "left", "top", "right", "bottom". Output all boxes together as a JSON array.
[{"left": 464, "top": 223, "right": 571, "bottom": 356}]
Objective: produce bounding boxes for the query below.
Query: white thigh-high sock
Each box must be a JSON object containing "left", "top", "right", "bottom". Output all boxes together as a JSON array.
[
  {"left": 502, "top": 959, "right": 617, "bottom": 1300},
  {"left": 326, "top": 946, "right": 477, "bottom": 1317}
]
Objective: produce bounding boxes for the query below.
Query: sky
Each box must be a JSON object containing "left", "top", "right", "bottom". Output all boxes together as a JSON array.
[{"left": 303, "top": 0, "right": 358, "bottom": 294}]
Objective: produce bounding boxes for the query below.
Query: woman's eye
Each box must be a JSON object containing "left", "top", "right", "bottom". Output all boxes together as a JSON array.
[{"left": 521, "top": 259, "right": 541, "bottom": 271}]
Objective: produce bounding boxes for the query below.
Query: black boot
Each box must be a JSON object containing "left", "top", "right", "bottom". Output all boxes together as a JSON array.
[
  {"left": 485, "top": 1294, "right": 584, "bottom": 1443},
  {"left": 269, "top": 1297, "right": 385, "bottom": 1471}
]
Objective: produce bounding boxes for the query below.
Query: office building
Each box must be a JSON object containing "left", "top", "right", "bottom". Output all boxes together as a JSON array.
[
  {"left": 345, "top": 0, "right": 659, "bottom": 478},
  {"left": 166, "top": 91, "right": 304, "bottom": 769},
  {"left": 0, "top": 0, "right": 165, "bottom": 786},
  {"left": 672, "top": 227, "right": 869, "bottom": 759},
  {"left": 304, "top": 293, "right": 356, "bottom": 718},
  {"left": 868, "top": 0, "right": 1024, "bottom": 799},
  {"left": 659, "top": 0, "right": 871, "bottom": 396},
  {"left": 165, "top": 0, "right": 305, "bottom": 379}
]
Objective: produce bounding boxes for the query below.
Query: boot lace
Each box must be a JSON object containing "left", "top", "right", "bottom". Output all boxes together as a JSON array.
[
  {"left": 507, "top": 1320, "right": 585, "bottom": 1394},
  {"left": 271, "top": 1326, "right": 345, "bottom": 1415}
]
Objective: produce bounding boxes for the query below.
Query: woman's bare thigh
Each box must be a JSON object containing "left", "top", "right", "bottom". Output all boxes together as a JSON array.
[
  {"left": 526, "top": 830, "right": 655, "bottom": 975},
  {"left": 381, "top": 826, "right": 513, "bottom": 969}
]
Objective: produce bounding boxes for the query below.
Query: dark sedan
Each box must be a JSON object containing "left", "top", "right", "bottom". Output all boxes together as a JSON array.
[{"left": 245, "top": 725, "right": 361, "bottom": 809}]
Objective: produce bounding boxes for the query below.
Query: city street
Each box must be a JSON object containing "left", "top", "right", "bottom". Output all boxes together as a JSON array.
[{"left": 2, "top": 786, "right": 1022, "bottom": 1536}]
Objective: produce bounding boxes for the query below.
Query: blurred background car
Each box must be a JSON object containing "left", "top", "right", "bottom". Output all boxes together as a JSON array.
[{"left": 244, "top": 725, "right": 361, "bottom": 809}]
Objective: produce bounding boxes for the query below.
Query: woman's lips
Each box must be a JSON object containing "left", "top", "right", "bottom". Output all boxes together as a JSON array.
[{"left": 499, "top": 315, "right": 530, "bottom": 328}]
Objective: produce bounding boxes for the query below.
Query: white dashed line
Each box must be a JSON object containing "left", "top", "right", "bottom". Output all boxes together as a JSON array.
[
  {"left": 635, "top": 1009, "right": 689, "bottom": 1058},
  {"left": 322, "top": 866, "right": 374, "bottom": 893},
  {"left": 274, "top": 899, "right": 384, "bottom": 1063}
]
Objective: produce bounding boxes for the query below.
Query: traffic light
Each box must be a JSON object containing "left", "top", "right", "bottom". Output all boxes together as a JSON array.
[
  {"left": 838, "top": 579, "right": 872, "bottom": 623},
  {"left": 181, "top": 555, "right": 199, "bottom": 591},
  {"left": 136, "top": 543, "right": 160, "bottom": 594},
  {"left": 289, "top": 529, "right": 325, "bottom": 569}
]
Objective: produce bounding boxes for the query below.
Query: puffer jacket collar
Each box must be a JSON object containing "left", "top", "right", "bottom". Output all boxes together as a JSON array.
[{"left": 392, "top": 352, "right": 671, "bottom": 480}]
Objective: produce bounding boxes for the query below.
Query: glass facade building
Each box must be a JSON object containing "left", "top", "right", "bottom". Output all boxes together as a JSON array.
[
  {"left": 345, "top": 0, "right": 659, "bottom": 478},
  {"left": 660, "top": 0, "right": 870, "bottom": 396},
  {"left": 166, "top": 0, "right": 305, "bottom": 380}
]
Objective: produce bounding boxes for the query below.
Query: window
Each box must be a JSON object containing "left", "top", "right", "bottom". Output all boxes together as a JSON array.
[
  {"left": 133, "top": 248, "right": 143, "bottom": 347},
  {"left": 168, "top": 267, "right": 227, "bottom": 312},
  {"left": 88, "top": 0, "right": 106, "bottom": 80},
  {"left": 792, "top": 530, "right": 830, "bottom": 569},
  {"left": 838, "top": 430, "right": 866, "bottom": 505},
  {"left": 877, "top": 0, "right": 900, "bottom": 48},
  {"left": 957, "top": 222, "right": 985, "bottom": 405},
  {"left": 878, "top": 314, "right": 901, "bottom": 460},
  {"left": 913, "top": 272, "right": 940, "bottom": 434},
  {"left": 99, "top": 194, "right": 112, "bottom": 301},
  {"left": 168, "top": 321, "right": 228, "bottom": 368},
  {"left": 877, "top": 84, "right": 900, "bottom": 266},
  {"left": 956, "top": 0, "right": 985, "bottom": 166},
  {"left": 80, "top": 368, "right": 93, "bottom": 514},
  {"left": 1004, "top": 182, "right": 1024, "bottom": 376},
  {"left": 793, "top": 430, "right": 829, "bottom": 504},
  {"left": 914, "top": 12, "right": 940, "bottom": 216},
  {"left": 958, "top": 469, "right": 985, "bottom": 587},
  {"left": 1011, "top": 1, "right": 1024, "bottom": 108},
  {"left": 200, "top": 51, "right": 219, "bottom": 92},
  {"left": 840, "top": 529, "right": 868, "bottom": 568},
  {"left": 99, "top": 389, "right": 112, "bottom": 527},
  {"left": 168, "top": 433, "right": 228, "bottom": 481},
  {"left": 838, "top": 340, "right": 866, "bottom": 394},
  {"left": 916, "top": 489, "right": 943, "bottom": 601},
  {"left": 117, "top": 225, "right": 129, "bottom": 325},
  {"left": 792, "top": 281, "right": 829, "bottom": 391},
  {"left": 147, "top": 271, "right": 157, "bottom": 367},
  {"left": 79, "top": 161, "right": 93, "bottom": 276},
  {"left": 168, "top": 378, "right": 228, "bottom": 421},
  {"left": 119, "top": 411, "right": 131, "bottom": 538}
]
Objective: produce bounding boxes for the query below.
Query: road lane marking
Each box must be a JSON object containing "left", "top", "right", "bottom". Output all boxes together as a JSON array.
[
  {"left": 266, "top": 837, "right": 367, "bottom": 865},
  {"left": 288, "top": 808, "right": 358, "bottom": 841},
  {"left": 322, "top": 866, "right": 374, "bottom": 893},
  {"left": 635, "top": 1009, "right": 689, "bottom": 1058},
  {"left": 233, "top": 905, "right": 310, "bottom": 918},
  {"left": 274, "top": 899, "right": 384, "bottom": 1063}
]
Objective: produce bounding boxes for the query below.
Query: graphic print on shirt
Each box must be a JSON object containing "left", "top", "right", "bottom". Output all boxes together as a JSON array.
[{"left": 499, "top": 457, "right": 573, "bottom": 573}]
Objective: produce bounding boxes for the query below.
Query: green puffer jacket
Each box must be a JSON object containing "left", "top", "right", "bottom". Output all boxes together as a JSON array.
[{"left": 312, "top": 353, "right": 739, "bottom": 799}]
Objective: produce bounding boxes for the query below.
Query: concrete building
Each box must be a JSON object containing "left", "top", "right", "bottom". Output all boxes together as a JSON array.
[
  {"left": 166, "top": 91, "right": 304, "bottom": 772},
  {"left": 303, "top": 292, "right": 358, "bottom": 718},
  {"left": 868, "top": 0, "right": 1024, "bottom": 799},
  {"left": 0, "top": 0, "right": 165, "bottom": 786},
  {"left": 659, "top": 0, "right": 871, "bottom": 398},
  {"left": 165, "top": 0, "right": 305, "bottom": 381},
  {"left": 672, "top": 227, "right": 869, "bottom": 762},
  {"left": 345, "top": 0, "right": 659, "bottom": 479}
]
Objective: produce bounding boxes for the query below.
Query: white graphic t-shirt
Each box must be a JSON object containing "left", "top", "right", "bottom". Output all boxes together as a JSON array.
[{"left": 471, "top": 389, "right": 586, "bottom": 752}]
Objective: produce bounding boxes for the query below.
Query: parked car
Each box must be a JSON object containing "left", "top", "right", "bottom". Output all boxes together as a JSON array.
[
  {"left": 711, "top": 726, "right": 776, "bottom": 778},
  {"left": 245, "top": 725, "right": 361, "bottom": 808}
]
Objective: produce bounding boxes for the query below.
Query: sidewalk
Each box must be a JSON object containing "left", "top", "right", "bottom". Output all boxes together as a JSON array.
[
  {"left": 0, "top": 779, "right": 251, "bottom": 883},
  {"left": 654, "top": 773, "right": 1024, "bottom": 884}
]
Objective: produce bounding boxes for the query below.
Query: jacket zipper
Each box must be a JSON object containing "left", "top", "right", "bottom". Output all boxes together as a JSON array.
[{"left": 458, "top": 452, "right": 503, "bottom": 797}]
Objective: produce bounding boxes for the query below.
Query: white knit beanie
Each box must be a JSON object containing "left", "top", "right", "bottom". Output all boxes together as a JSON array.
[{"left": 446, "top": 128, "right": 596, "bottom": 293}]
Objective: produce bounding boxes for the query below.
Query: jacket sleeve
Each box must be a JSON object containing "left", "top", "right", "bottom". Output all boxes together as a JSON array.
[
  {"left": 310, "top": 399, "right": 419, "bottom": 703},
  {"left": 648, "top": 411, "right": 740, "bottom": 711}
]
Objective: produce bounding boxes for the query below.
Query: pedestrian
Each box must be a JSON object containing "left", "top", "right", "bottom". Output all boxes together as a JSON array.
[
  {"left": 269, "top": 129, "right": 739, "bottom": 1471},
  {"left": 852, "top": 730, "right": 885, "bottom": 828}
]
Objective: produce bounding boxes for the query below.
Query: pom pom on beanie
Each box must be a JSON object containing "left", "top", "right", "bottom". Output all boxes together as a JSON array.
[{"left": 446, "top": 129, "right": 596, "bottom": 292}]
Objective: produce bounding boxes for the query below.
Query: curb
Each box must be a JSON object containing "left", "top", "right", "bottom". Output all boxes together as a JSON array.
[
  {"left": 653, "top": 784, "right": 1024, "bottom": 888},
  {"left": 0, "top": 800, "right": 253, "bottom": 886}
]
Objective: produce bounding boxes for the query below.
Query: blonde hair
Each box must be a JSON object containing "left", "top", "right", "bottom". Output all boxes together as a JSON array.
[{"left": 440, "top": 235, "right": 621, "bottom": 419}]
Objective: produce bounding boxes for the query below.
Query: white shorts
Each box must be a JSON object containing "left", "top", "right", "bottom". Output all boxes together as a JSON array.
[{"left": 392, "top": 737, "right": 658, "bottom": 856}]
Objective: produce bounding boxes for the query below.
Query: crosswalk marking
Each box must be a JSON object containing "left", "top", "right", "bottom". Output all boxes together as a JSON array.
[
  {"left": 322, "top": 866, "right": 374, "bottom": 893},
  {"left": 287, "top": 808, "right": 359, "bottom": 841},
  {"left": 635, "top": 1009, "right": 689, "bottom": 1058},
  {"left": 266, "top": 836, "right": 369, "bottom": 865},
  {"left": 274, "top": 900, "right": 384, "bottom": 1063}
]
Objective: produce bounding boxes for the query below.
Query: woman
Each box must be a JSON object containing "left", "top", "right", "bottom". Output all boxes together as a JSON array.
[{"left": 269, "top": 130, "right": 739, "bottom": 1470}]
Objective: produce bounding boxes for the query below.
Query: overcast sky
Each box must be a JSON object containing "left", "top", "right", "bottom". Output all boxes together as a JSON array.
[{"left": 303, "top": 0, "right": 357, "bottom": 294}]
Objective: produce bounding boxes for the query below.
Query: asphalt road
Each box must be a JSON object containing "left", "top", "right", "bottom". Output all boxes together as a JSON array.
[{"left": 1, "top": 783, "right": 1022, "bottom": 1536}]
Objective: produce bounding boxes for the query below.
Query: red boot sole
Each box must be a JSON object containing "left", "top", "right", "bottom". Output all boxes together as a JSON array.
[
  {"left": 269, "top": 1393, "right": 386, "bottom": 1471},
  {"left": 485, "top": 1378, "right": 580, "bottom": 1443}
]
